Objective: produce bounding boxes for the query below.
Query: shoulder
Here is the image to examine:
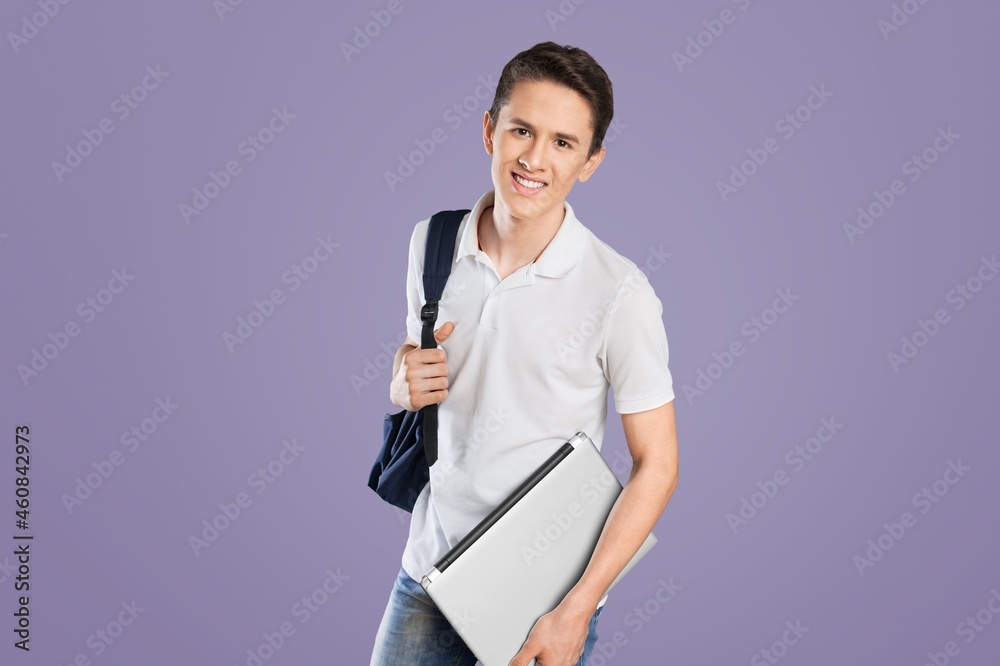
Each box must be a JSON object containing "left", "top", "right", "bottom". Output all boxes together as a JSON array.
[
  {"left": 577, "top": 222, "right": 647, "bottom": 293},
  {"left": 408, "top": 216, "right": 432, "bottom": 252},
  {"left": 407, "top": 212, "right": 472, "bottom": 266}
]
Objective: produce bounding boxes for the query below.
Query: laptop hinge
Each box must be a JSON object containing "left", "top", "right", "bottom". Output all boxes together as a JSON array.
[{"left": 421, "top": 567, "right": 441, "bottom": 589}]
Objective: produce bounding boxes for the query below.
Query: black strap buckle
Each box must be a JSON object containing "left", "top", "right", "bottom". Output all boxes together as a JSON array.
[{"left": 420, "top": 302, "right": 439, "bottom": 325}]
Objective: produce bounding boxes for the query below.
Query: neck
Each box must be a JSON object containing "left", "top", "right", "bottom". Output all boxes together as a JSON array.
[{"left": 478, "top": 198, "right": 565, "bottom": 273}]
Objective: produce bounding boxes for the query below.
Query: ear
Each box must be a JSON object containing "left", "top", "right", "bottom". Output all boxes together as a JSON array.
[
  {"left": 578, "top": 145, "right": 606, "bottom": 183},
  {"left": 483, "top": 110, "right": 495, "bottom": 155}
]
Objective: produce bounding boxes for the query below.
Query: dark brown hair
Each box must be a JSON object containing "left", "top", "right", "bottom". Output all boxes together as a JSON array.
[{"left": 488, "top": 42, "right": 614, "bottom": 159}]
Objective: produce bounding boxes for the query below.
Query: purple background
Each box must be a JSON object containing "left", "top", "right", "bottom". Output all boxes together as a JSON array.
[{"left": 2, "top": 1, "right": 998, "bottom": 664}]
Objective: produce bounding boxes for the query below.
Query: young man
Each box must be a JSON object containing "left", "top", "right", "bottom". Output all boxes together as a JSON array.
[{"left": 370, "top": 42, "right": 679, "bottom": 666}]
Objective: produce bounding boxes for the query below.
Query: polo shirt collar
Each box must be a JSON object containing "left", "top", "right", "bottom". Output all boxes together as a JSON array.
[{"left": 456, "top": 189, "right": 585, "bottom": 279}]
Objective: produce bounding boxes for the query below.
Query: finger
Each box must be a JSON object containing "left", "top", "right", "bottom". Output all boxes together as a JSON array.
[
  {"left": 405, "top": 362, "right": 448, "bottom": 380},
  {"left": 434, "top": 321, "right": 455, "bottom": 344},
  {"left": 508, "top": 643, "right": 540, "bottom": 666},
  {"left": 409, "top": 348, "right": 447, "bottom": 365},
  {"left": 412, "top": 388, "right": 447, "bottom": 407},
  {"left": 413, "top": 377, "right": 448, "bottom": 392}
]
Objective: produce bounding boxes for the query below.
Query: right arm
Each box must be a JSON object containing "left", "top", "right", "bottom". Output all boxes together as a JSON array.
[{"left": 393, "top": 219, "right": 455, "bottom": 411}]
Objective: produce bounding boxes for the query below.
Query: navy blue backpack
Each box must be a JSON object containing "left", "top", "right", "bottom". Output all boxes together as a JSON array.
[{"left": 368, "top": 209, "right": 470, "bottom": 512}]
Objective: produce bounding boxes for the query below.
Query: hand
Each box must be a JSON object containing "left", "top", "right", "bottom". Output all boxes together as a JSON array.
[
  {"left": 390, "top": 322, "right": 455, "bottom": 411},
  {"left": 509, "top": 601, "right": 593, "bottom": 666}
]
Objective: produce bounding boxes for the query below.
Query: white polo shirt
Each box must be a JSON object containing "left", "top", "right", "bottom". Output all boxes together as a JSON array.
[{"left": 399, "top": 189, "right": 674, "bottom": 609}]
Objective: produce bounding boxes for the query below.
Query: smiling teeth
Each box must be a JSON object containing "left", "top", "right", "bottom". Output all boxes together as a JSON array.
[{"left": 514, "top": 174, "right": 545, "bottom": 189}]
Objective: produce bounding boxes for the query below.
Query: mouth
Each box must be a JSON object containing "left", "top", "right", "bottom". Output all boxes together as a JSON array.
[{"left": 511, "top": 170, "right": 547, "bottom": 195}]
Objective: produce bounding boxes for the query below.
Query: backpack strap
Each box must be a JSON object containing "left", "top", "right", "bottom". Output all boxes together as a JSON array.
[{"left": 420, "top": 209, "right": 470, "bottom": 466}]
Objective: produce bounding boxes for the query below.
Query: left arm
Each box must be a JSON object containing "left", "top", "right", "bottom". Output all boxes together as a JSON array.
[
  {"left": 563, "top": 399, "right": 679, "bottom": 611},
  {"left": 509, "top": 400, "right": 679, "bottom": 666}
]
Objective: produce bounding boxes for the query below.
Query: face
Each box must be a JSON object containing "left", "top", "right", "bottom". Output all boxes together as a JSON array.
[{"left": 483, "top": 79, "right": 605, "bottom": 225}]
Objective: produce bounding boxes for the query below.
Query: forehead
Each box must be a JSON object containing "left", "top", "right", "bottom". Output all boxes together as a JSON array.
[{"left": 501, "top": 80, "right": 593, "bottom": 133}]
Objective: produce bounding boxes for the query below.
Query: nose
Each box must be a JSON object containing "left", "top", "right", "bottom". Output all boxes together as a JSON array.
[{"left": 521, "top": 141, "right": 547, "bottom": 172}]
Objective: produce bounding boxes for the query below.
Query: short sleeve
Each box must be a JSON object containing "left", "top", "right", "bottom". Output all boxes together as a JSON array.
[
  {"left": 601, "top": 268, "right": 675, "bottom": 413},
  {"left": 404, "top": 219, "right": 429, "bottom": 345}
]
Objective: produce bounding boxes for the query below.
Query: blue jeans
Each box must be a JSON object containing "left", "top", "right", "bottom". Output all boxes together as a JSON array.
[{"left": 371, "top": 566, "right": 603, "bottom": 665}]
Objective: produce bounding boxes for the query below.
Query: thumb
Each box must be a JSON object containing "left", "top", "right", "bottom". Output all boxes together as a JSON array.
[
  {"left": 508, "top": 648, "right": 535, "bottom": 666},
  {"left": 434, "top": 321, "right": 455, "bottom": 344}
]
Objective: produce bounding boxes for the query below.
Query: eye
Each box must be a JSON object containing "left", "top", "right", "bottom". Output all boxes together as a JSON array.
[
  {"left": 513, "top": 128, "right": 530, "bottom": 137},
  {"left": 556, "top": 140, "right": 570, "bottom": 149}
]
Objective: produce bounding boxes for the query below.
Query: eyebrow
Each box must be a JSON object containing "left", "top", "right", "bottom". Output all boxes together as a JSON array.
[{"left": 508, "top": 117, "right": 580, "bottom": 145}]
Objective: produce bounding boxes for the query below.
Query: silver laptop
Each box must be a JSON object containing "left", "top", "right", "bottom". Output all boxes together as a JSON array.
[{"left": 420, "top": 431, "right": 658, "bottom": 666}]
